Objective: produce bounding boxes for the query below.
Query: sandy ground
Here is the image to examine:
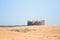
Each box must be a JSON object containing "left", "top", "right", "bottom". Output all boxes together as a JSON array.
[{"left": 0, "top": 25, "right": 60, "bottom": 40}]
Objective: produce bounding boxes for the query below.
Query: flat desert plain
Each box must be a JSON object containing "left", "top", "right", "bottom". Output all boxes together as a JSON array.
[{"left": 0, "top": 25, "right": 60, "bottom": 40}]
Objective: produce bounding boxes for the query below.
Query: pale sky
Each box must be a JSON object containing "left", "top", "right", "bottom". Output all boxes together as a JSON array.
[{"left": 0, "top": 0, "right": 60, "bottom": 25}]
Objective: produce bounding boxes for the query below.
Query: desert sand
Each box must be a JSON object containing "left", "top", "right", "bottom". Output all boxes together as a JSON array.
[{"left": 0, "top": 25, "right": 60, "bottom": 40}]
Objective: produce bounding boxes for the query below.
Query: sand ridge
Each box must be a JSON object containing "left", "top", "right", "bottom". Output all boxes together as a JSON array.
[{"left": 0, "top": 25, "right": 60, "bottom": 40}]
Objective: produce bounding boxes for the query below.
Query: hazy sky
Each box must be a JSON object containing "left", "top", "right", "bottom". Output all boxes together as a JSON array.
[{"left": 0, "top": 0, "right": 60, "bottom": 25}]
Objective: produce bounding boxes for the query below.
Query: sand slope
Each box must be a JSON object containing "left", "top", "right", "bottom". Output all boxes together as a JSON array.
[{"left": 0, "top": 25, "right": 60, "bottom": 40}]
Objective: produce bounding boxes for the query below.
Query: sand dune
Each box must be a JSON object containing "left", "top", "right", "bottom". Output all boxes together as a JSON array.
[{"left": 0, "top": 25, "right": 60, "bottom": 40}]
